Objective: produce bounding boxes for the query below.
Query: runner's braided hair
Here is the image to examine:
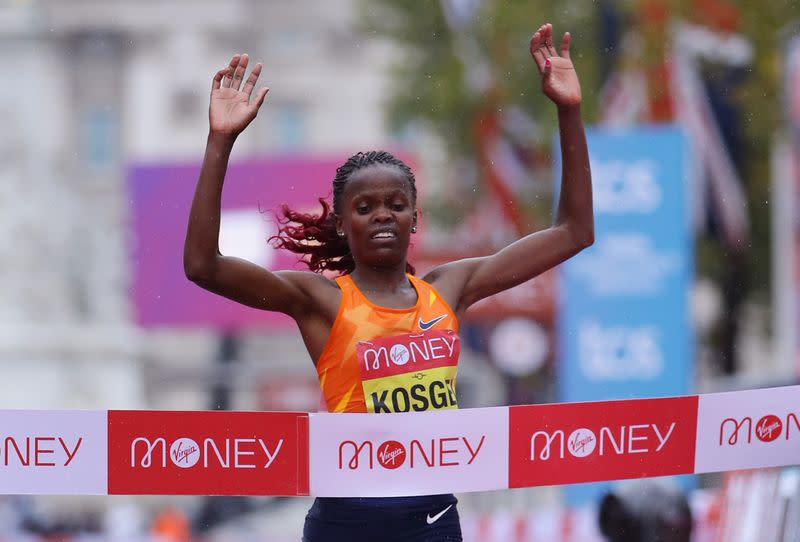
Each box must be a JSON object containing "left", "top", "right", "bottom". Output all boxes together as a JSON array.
[{"left": 270, "top": 150, "right": 417, "bottom": 274}]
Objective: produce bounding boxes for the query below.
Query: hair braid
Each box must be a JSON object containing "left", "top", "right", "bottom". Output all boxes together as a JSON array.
[{"left": 270, "top": 150, "right": 417, "bottom": 275}]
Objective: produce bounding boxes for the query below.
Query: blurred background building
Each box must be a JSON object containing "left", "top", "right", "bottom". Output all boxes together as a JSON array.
[{"left": 1, "top": 0, "right": 799, "bottom": 540}]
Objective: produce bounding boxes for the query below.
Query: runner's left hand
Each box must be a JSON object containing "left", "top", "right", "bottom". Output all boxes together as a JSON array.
[{"left": 529, "top": 23, "right": 581, "bottom": 108}]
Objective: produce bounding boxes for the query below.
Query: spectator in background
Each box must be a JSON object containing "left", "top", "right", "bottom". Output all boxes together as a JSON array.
[{"left": 598, "top": 481, "right": 692, "bottom": 542}]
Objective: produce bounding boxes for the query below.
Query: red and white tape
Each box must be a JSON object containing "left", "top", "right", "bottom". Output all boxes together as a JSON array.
[{"left": 0, "top": 385, "right": 797, "bottom": 496}]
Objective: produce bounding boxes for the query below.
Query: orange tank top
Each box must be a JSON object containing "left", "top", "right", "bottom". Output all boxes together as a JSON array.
[{"left": 316, "top": 274, "right": 460, "bottom": 413}]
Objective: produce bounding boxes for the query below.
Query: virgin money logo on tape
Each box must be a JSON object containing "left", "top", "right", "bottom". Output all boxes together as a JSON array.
[
  {"left": 718, "top": 414, "right": 794, "bottom": 446},
  {"left": 310, "top": 408, "right": 508, "bottom": 497},
  {"left": 108, "top": 411, "right": 308, "bottom": 495},
  {"left": 508, "top": 396, "right": 698, "bottom": 488},
  {"left": 755, "top": 415, "right": 783, "bottom": 442},
  {"left": 338, "top": 435, "right": 485, "bottom": 471},
  {"left": 0, "top": 411, "right": 107, "bottom": 495},
  {"left": 695, "top": 386, "right": 800, "bottom": 473},
  {"left": 376, "top": 441, "right": 406, "bottom": 469}
]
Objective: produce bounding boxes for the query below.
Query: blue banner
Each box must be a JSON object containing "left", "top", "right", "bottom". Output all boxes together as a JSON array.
[{"left": 556, "top": 125, "right": 694, "bottom": 505}]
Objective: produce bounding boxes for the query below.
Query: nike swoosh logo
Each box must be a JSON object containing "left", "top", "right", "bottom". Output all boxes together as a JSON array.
[
  {"left": 419, "top": 315, "right": 447, "bottom": 330},
  {"left": 426, "top": 504, "right": 453, "bottom": 525}
]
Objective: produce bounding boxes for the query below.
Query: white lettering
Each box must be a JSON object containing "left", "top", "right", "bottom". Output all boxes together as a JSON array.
[
  {"left": 627, "top": 424, "right": 649, "bottom": 453},
  {"left": 259, "top": 438, "right": 283, "bottom": 469},
  {"left": 409, "top": 341, "right": 430, "bottom": 363},
  {"left": 131, "top": 437, "right": 166, "bottom": 468},
  {"left": 652, "top": 423, "right": 675, "bottom": 452},
  {"left": 428, "top": 338, "right": 446, "bottom": 359},
  {"left": 531, "top": 430, "right": 564, "bottom": 461},
  {"left": 591, "top": 159, "right": 661, "bottom": 214},
  {"left": 443, "top": 335, "right": 457, "bottom": 358},
  {"left": 363, "top": 347, "right": 389, "bottom": 371},
  {"left": 580, "top": 322, "right": 663, "bottom": 380},
  {"left": 600, "top": 427, "right": 625, "bottom": 455},
  {"left": 204, "top": 438, "right": 229, "bottom": 468},
  {"left": 234, "top": 438, "right": 256, "bottom": 468}
]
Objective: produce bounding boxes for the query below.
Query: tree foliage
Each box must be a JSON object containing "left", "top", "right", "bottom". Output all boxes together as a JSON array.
[
  {"left": 362, "top": 0, "right": 800, "bottom": 301},
  {"left": 360, "top": 0, "right": 599, "bottom": 155}
]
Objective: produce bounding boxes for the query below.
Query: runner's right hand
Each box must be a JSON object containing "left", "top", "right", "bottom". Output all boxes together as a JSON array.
[{"left": 209, "top": 54, "right": 269, "bottom": 137}]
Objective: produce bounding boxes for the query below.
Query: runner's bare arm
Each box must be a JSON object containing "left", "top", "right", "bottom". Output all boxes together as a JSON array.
[
  {"left": 183, "top": 54, "right": 330, "bottom": 317},
  {"left": 425, "top": 24, "right": 593, "bottom": 315}
]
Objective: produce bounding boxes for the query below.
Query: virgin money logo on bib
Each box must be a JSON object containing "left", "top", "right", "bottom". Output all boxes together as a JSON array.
[{"left": 357, "top": 330, "right": 460, "bottom": 413}]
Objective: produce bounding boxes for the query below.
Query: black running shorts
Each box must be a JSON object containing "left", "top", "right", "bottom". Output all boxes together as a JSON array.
[{"left": 302, "top": 494, "right": 462, "bottom": 542}]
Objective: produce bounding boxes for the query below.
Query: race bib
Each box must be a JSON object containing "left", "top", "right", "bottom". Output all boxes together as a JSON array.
[{"left": 357, "top": 330, "right": 460, "bottom": 413}]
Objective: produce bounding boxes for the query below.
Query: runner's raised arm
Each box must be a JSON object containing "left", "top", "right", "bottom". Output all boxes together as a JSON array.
[
  {"left": 183, "top": 54, "right": 329, "bottom": 318},
  {"left": 424, "top": 23, "right": 594, "bottom": 316}
]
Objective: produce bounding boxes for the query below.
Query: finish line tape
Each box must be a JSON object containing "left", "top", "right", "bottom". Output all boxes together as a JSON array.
[{"left": 0, "top": 385, "right": 797, "bottom": 496}]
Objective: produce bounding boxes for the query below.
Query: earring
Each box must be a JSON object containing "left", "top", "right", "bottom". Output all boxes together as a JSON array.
[
  {"left": 337, "top": 231, "right": 345, "bottom": 237},
  {"left": 411, "top": 226, "right": 417, "bottom": 233}
]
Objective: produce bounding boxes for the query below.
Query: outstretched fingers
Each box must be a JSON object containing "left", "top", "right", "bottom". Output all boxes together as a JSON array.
[
  {"left": 544, "top": 23, "right": 558, "bottom": 58},
  {"left": 221, "top": 54, "right": 241, "bottom": 88},
  {"left": 231, "top": 54, "right": 249, "bottom": 91},
  {"left": 241, "top": 62, "right": 263, "bottom": 98},
  {"left": 251, "top": 86, "right": 270, "bottom": 113},
  {"left": 211, "top": 66, "right": 229, "bottom": 91},
  {"left": 529, "top": 26, "right": 547, "bottom": 72},
  {"left": 560, "top": 32, "right": 572, "bottom": 61}
]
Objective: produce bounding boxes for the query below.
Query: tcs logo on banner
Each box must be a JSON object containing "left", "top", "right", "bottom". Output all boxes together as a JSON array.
[
  {"left": 579, "top": 322, "right": 663, "bottom": 381},
  {"left": 591, "top": 159, "right": 662, "bottom": 215},
  {"left": 508, "top": 396, "right": 698, "bottom": 488},
  {"left": 108, "top": 411, "right": 308, "bottom": 496}
]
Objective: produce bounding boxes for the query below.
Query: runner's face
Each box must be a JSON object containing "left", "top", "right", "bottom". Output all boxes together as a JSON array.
[{"left": 338, "top": 164, "right": 417, "bottom": 270}]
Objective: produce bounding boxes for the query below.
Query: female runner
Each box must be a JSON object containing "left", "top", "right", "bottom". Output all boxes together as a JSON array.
[{"left": 184, "top": 22, "right": 592, "bottom": 542}]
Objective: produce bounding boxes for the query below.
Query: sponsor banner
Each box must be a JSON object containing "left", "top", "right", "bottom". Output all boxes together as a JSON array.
[
  {"left": 128, "top": 155, "right": 416, "bottom": 330},
  {"left": 555, "top": 126, "right": 694, "bottom": 505},
  {"left": 695, "top": 385, "right": 800, "bottom": 474},
  {"left": 0, "top": 410, "right": 107, "bottom": 495},
  {"left": 309, "top": 407, "right": 508, "bottom": 497},
  {"left": 108, "top": 411, "right": 309, "bottom": 496},
  {"left": 508, "top": 395, "right": 698, "bottom": 488},
  {"left": 557, "top": 126, "right": 693, "bottom": 402}
]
